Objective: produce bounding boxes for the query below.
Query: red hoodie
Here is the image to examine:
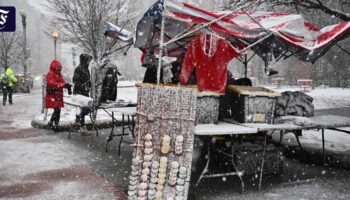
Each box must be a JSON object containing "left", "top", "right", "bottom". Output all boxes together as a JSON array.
[{"left": 45, "top": 60, "right": 66, "bottom": 108}]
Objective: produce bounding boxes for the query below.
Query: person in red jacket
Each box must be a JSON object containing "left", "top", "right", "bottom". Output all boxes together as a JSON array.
[{"left": 45, "top": 60, "right": 71, "bottom": 131}]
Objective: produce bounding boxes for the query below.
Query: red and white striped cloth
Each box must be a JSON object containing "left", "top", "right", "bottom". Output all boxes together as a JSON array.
[{"left": 165, "top": 0, "right": 350, "bottom": 52}]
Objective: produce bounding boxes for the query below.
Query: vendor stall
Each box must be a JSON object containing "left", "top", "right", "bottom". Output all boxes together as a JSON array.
[{"left": 102, "top": 0, "right": 350, "bottom": 198}]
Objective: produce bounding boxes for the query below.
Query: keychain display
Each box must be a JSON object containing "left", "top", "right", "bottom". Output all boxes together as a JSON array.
[
  {"left": 127, "top": 85, "right": 197, "bottom": 200},
  {"left": 161, "top": 135, "right": 171, "bottom": 155},
  {"left": 174, "top": 135, "right": 184, "bottom": 155}
]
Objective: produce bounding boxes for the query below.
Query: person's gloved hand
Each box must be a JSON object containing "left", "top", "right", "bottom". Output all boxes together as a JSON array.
[
  {"left": 65, "top": 83, "right": 72, "bottom": 95},
  {"left": 67, "top": 86, "right": 72, "bottom": 95},
  {"left": 64, "top": 83, "right": 71, "bottom": 88}
]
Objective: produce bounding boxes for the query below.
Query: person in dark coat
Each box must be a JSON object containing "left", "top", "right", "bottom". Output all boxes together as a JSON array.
[
  {"left": 73, "top": 54, "right": 92, "bottom": 96},
  {"left": 219, "top": 71, "right": 252, "bottom": 119},
  {"left": 73, "top": 54, "right": 93, "bottom": 129},
  {"left": 45, "top": 60, "right": 71, "bottom": 130},
  {"left": 100, "top": 66, "right": 121, "bottom": 103}
]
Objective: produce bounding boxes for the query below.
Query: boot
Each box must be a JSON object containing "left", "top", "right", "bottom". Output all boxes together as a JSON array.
[
  {"left": 47, "top": 121, "right": 54, "bottom": 129},
  {"left": 53, "top": 124, "right": 60, "bottom": 132},
  {"left": 2, "top": 102, "right": 5, "bottom": 106}
]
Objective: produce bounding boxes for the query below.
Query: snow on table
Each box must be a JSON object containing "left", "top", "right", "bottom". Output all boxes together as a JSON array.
[
  {"left": 241, "top": 122, "right": 302, "bottom": 132},
  {"left": 242, "top": 115, "right": 350, "bottom": 131},
  {"left": 108, "top": 107, "right": 137, "bottom": 116},
  {"left": 195, "top": 122, "right": 258, "bottom": 135},
  {"left": 64, "top": 96, "right": 92, "bottom": 108}
]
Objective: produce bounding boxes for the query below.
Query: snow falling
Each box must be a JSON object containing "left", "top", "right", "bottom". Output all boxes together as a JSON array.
[{"left": 1, "top": 0, "right": 350, "bottom": 200}]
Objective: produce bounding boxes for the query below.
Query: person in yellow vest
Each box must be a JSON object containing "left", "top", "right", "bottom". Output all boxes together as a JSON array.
[{"left": 0, "top": 67, "right": 17, "bottom": 106}]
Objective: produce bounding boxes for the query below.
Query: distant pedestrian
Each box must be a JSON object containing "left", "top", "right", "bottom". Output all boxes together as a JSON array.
[
  {"left": 73, "top": 53, "right": 93, "bottom": 133},
  {"left": 0, "top": 67, "right": 17, "bottom": 106},
  {"left": 45, "top": 60, "right": 71, "bottom": 131}
]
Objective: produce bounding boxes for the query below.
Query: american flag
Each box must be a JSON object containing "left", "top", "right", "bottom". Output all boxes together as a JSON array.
[{"left": 134, "top": 0, "right": 350, "bottom": 62}]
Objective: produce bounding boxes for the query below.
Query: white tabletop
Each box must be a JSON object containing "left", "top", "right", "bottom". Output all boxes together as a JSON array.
[
  {"left": 64, "top": 98, "right": 89, "bottom": 108},
  {"left": 108, "top": 106, "right": 137, "bottom": 115},
  {"left": 241, "top": 122, "right": 302, "bottom": 132},
  {"left": 195, "top": 122, "right": 258, "bottom": 136},
  {"left": 240, "top": 115, "right": 350, "bottom": 132},
  {"left": 197, "top": 115, "right": 350, "bottom": 136}
]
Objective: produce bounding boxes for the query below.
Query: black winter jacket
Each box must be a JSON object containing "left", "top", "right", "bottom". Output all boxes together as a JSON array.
[{"left": 73, "top": 64, "right": 91, "bottom": 97}]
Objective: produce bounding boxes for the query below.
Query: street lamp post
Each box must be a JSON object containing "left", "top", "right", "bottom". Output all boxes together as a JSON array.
[
  {"left": 20, "top": 10, "right": 27, "bottom": 74},
  {"left": 52, "top": 31, "right": 59, "bottom": 59}
]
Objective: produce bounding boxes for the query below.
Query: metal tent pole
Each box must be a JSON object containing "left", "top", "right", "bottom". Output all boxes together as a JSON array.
[
  {"left": 244, "top": 54, "right": 248, "bottom": 78},
  {"left": 157, "top": 0, "right": 167, "bottom": 85},
  {"left": 165, "top": 6, "right": 244, "bottom": 46}
]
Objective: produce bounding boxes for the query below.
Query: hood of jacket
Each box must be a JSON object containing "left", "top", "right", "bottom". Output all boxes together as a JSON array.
[
  {"left": 79, "top": 53, "right": 92, "bottom": 67},
  {"left": 5, "top": 68, "right": 14, "bottom": 76},
  {"left": 50, "top": 60, "right": 62, "bottom": 73}
]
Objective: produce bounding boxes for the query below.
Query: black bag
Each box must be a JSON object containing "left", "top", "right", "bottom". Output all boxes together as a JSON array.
[{"left": 46, "top": 87, "right": 57, "bottom": 94}]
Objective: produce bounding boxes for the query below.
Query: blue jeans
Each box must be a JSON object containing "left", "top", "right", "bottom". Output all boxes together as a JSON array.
[{"left": 79, "top": 107, "right": 91, "bottom": 126}]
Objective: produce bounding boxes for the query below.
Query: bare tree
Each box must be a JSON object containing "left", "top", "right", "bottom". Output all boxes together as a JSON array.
[
  {"left": 47, "top": 0, "right": 135, "bottom": 60},
  {"left": 222, "top": 0, "right": 350, "bottom": 21},
  {"left": 0, "top": 32, "right": 22, "bottom": 71}
]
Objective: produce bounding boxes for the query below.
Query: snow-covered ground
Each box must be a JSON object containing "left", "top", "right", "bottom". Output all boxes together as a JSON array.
[
  {"left": 272, "top": 86, "right": 350, "bottom": 110},
  {"left": 0, "top": 89, "right": 127, "bottom": 199},
  {"left": 2, "top": 87, "right": 350, "bottom": 199},
  {"left": 307, "top": 87, "right": 350, "bottom": 110}
]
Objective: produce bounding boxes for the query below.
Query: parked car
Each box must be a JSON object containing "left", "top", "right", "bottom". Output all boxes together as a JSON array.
[{"left": 13, "top": 73, "right": 33, "bottom": 93}]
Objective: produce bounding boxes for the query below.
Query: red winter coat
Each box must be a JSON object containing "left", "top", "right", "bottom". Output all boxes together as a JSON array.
[{"left": 45, "top": 60, "right": 66, "bottom": 108}]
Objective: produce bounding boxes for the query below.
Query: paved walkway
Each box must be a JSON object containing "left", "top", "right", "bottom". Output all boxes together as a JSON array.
[{"left": 0, "top": 89, "right": 127, "bottom": 200}]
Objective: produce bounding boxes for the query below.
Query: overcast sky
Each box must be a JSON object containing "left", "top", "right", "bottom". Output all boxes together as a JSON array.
[{"left": 27, "top": 0, "right": 50, "bottom": 15}]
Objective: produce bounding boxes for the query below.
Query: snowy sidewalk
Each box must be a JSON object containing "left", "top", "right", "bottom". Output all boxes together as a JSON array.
[
  {"left": 0, "top": 90, "right": 127, "bottom": 200},
  {"left": 2, "top": 88, "right": 350, "bottom": 199}
]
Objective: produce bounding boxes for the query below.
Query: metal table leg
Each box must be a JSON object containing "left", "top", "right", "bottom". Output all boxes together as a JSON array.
[
  {"left": 231, "top": 137, "right": 245, "bottom": 194},
  {"left": 89, "top": 109, "right": 98, "bottom": 137},
  {"left": 105, "top": 112, "right": 116, "bottom": 152},
  {"left": 118, "top": 113, "right": 126, "bottom": 156},
  {"left": 130, "top": 116, "right": 135, "bottom": 138},
  {"left": 322, "top": 128, "right": 325, "bottom": 165},
  {"left": 258, "top": 134, "right": 267, "bottom": 191},
  {"left": 195, "top": 138, "right": 210, "bottom": 187},
  {"left": 68, "top": 117, "right": 79, "bottom": 139},
  {"left": 279, "top": 130, "right": 284, "bottom": 144},
  {"left": 294, "top": 130, "right": 303, "bottom": 151}
]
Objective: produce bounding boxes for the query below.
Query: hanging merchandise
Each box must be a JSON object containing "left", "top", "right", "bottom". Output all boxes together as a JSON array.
[
  {"left": 175, "top": 135, "right": 184, "bottom": 155},
  {"left": 264, "top": 52, "right": 279, "bottom": 76},
  {"left": 179, "top": 34, "right": 240, "bottom": 95},
  {"left": 161, "top": 135, "right": 171, "bottom": 155},
  {"left": 128, "top": 84, "right": 197, "bottom": 200},
  {"left": 128, "top": 156, "right": 141, "bottom": 199}
]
